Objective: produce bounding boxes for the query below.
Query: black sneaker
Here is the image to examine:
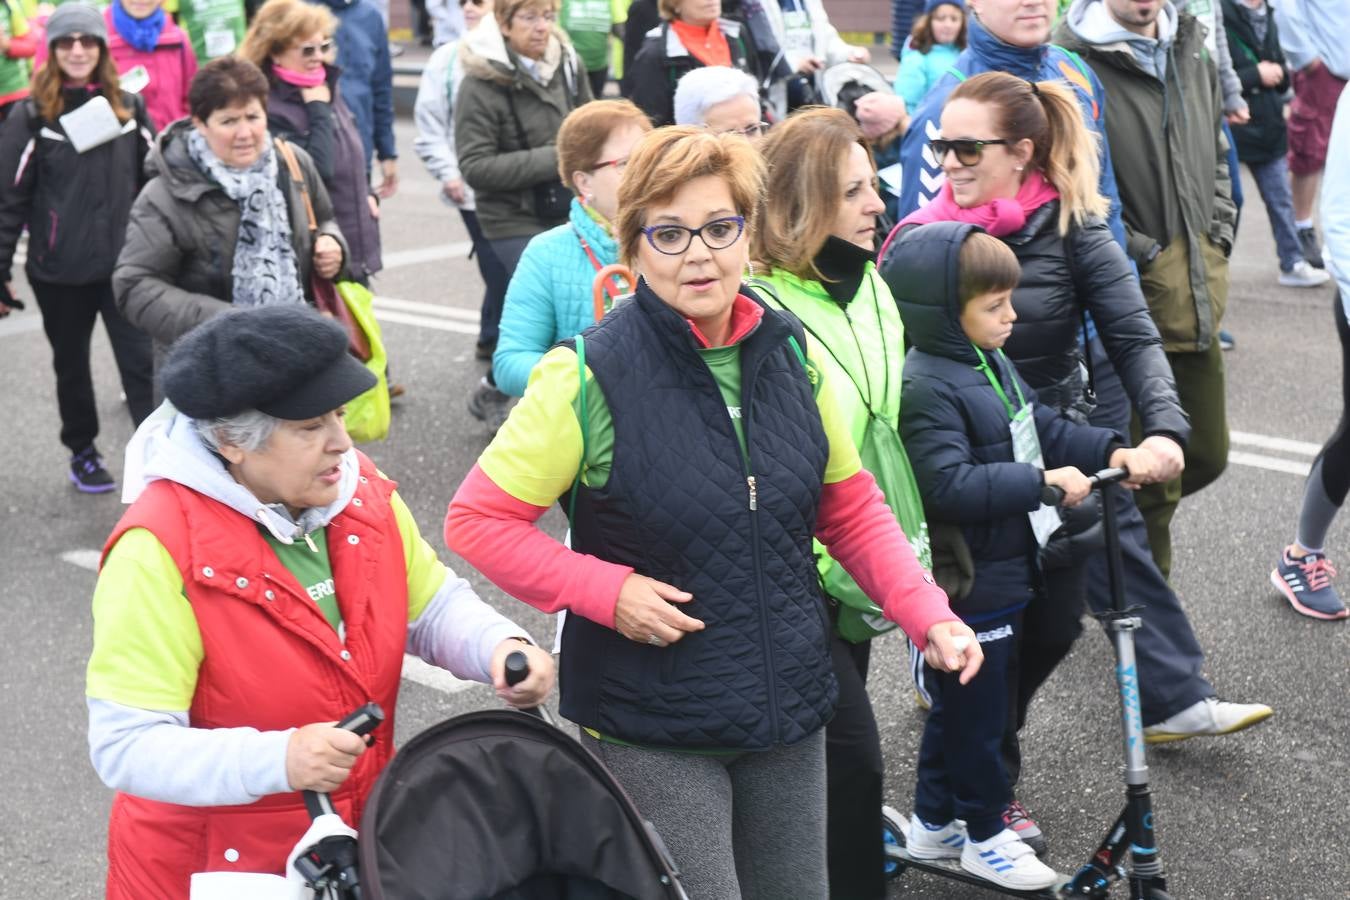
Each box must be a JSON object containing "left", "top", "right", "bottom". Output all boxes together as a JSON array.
[
  {"left": 69, "top": 446, "right": 115, "bottom": 494},
  {"left": 1298, "top": 227, "right": 1324, "bottom": 269},
  {"left": 467, "top": 378, "right": 514, "bottom": 435}
]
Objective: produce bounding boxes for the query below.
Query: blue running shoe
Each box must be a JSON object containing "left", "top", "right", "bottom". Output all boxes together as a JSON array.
[{"left": 1271, "top": 547, "right": 1347, "bottom": 620}]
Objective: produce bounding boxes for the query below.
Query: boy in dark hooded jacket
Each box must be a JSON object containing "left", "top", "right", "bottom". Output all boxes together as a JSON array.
[{"left": 889, "top": 221, "right": 1150, "bottom": 891}]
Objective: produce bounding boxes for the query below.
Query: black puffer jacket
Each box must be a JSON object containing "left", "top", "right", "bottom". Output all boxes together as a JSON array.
[
  {"left": 888, "top": 202, "right": 1190, "bottom": 446},
  {"left": 628, "top": 18, "right": 764, "bottom": 127},
  {"left": 0, "top": 90, "right": 153, "bottom": 286},
  {"left": 1221, "top": 0, "right": 1290, "bottom": 164},
  {"left": 890, "top": 222, "right": 1121, "bottom": 616}
]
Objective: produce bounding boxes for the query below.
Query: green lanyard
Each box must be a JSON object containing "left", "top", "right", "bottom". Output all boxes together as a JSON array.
[{"left": 972, "top": 345, "right": 1028, "bottom": 420}]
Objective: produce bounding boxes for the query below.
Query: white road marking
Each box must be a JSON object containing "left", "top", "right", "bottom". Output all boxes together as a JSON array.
[
  {"left": 372, "top": 295, "right": 481, "bottom": 322},
  {"left": 1227, "top": 450, "right": 1312, "bottom": 477},
  {"left": 380, "top": 241, "right": 473, "bottom": 271},
  {"left": 60, "top": 549, "right": 102, "bottom": 571},
  {"left": 373, "top": 307, "right": 481, "bottom": 336},
  {"left": 1229, "top": 431, "right": 1321, "bottom": 457}
]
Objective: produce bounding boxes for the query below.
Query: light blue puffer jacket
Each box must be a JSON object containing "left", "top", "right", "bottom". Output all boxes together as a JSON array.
[{"left": 493, "top": 198, "right": 619, "bottom": 397}]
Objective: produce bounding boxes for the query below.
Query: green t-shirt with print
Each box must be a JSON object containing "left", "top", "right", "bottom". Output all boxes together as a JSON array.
[{"left": 261, "top": 527, "right": 341, "bottom": 633}]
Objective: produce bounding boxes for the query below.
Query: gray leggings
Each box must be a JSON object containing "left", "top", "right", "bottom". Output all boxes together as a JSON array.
[{"left": 581, "top": 729, "right": 828, "bottom": 900}]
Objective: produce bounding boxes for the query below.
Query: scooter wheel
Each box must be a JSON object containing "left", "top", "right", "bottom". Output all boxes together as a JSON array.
[{"left": 880, "top": 805, "right": 908, "bottom": 882}]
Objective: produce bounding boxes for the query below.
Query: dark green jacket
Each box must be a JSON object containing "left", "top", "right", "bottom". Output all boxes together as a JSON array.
[
  {"left": 454, "top": 25, "right": 593, "bottom": 241},
  {"left": 1055, "top": 2, "right": 1236, "bottom": 352}
]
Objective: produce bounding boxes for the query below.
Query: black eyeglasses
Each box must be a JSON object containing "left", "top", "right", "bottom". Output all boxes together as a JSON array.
[
  {"left": 641, "top": 215, "right": 745, "bottom": 256},
  {"left": 929, "top": 138, "right": 1010, "bottom": 166},
  {"left": 298, "top": 39, "right": 334, "bottom": 58},
  {"left": 53, "top": 34, "right": 100, "bottom": 51}
]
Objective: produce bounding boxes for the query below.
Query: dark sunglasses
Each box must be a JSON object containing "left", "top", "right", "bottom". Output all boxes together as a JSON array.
[
  {"left": 53, "top": 34, "right": 101, "bottom": 51},
  {"left": 929, "top": 138, "right": 1009, "bottom": 167},
  {"left": 298, "top": 39, "right": 334, "bottom": 57},
  {"left": 459, "top": 0, "right": 486, "bottom": 6}
]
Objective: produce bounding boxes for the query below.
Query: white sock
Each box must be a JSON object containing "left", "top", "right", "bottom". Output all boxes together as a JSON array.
[{"left": 1295, "top": 218, "right": 1315, "bottom": 230}]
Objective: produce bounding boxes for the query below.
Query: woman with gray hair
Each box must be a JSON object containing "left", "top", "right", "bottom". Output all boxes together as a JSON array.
[
  {"left": 672, "top": 64, "right": 766, "bottom": 137},
  {"left": 87, "top": 304, "right": 555, "bottom": 898}
]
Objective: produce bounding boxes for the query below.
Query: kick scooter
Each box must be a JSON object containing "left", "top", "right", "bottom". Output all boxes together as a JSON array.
[{"left": 881, "top": 467, "right": 1174, "bottom": 899}]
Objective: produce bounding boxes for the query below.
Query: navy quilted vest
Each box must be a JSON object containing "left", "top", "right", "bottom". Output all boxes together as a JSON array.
[{"left": 559, "top": 283, "right": 837, "bottom": 751}]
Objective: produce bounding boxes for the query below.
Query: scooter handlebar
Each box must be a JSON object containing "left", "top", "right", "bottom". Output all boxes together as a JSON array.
[
  {"left": 504, "top": 649, "right": 530, "bottom": 687},
  {"left": 1039, "top": 466, "right": 1130, "bottom": 507}
]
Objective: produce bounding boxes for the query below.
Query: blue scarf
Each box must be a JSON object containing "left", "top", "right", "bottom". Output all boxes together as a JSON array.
[{"left": 111, "top": 1, "right": 167, "bottom": 53}]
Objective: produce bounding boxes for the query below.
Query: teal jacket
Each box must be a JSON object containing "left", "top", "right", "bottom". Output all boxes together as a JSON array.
[
  {"left": 493, "top": 198, "right": 618, "bottom": 397},
  {"left": 894, "top": 41, "right": 960, "bottom": 112}
]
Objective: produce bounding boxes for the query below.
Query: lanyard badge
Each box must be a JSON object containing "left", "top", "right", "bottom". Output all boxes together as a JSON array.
[{"left": 974, "top": 346, "right": 1062, "bottom": 548}]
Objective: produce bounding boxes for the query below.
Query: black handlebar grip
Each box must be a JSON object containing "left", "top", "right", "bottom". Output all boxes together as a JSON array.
[
  {"left": 505, "top": 649, "right": 530, "bottom": 687},
  {"left": 336, "top": 702, "right": 385, "bottom": 737},
  {"left": 1040, "top": 483, "right": 1065, "bottom": 506}
]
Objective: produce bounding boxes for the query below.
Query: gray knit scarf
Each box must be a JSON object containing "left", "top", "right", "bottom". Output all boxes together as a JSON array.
[{"left": 186, "top": 129, "right": 304, "bottom": 308}]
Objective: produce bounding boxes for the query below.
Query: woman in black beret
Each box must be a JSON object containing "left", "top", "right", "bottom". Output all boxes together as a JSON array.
[{"left": 85, "top": 305, "right": 556, "bottom": 899}]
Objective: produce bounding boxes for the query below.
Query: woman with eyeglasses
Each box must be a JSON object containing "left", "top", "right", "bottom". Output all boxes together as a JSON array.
[
  {"left": 114, "top": 57, "right": 347, "bottom": 367},
  {"left": 415, "top": 0, "right": 509, "bottom": 364},
  {"left": 750, "top": 106, "right": 923, "bottom": 900},
  {"left": 672, "top": 64, "right": 766, "bottom": 138},
  {"left": 455, "top": 0, "right": 593, "bottom": 432},
  {"left": 0, "top": 3, "right": 155, "bottom": 493},
  {"left": 492, "top": 99, "right": 649, "bottom": 398},
  {"left": 241, "top": 0, "right": 380, "bottom": 286},
  {"left": 446, "top": 126, "right": 980, "bottom": 899},
  {"left": 879, "top": 70, "right": 1192, "bottom": 843},
  {"left": 627, "top": 0, "right": 767, "bottom": 127}
]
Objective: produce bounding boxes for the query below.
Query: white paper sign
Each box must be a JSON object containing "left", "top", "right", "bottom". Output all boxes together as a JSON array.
[{"left": 58, "top": 95, "right": 123, "bottom": 153}]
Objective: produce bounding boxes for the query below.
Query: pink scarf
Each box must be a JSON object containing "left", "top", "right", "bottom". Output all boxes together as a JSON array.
[
  {"left": 272, "top": 64, "right": 327, "bottom": 88},
  {"left": 898, "top": 170, "right": 1060, "bottom": 237}
]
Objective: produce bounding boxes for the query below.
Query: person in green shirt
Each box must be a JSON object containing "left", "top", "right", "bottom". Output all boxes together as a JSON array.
[
  {"left": 751, "top": 106, "right": 930, "bottom": 900},
  {"left": 561, "top": 0, "right": 610, "bottom": 95}
]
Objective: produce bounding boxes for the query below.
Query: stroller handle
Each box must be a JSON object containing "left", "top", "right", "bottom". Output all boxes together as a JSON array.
[
  {"left": 303, "top": 703, "right": 386, "bottom": 820},
  {"left": 505, "top": 649, "right": 530, "bottom": 687},
  {"left": 1040, "top": 466, "right": 1129, "bottom": 507}
]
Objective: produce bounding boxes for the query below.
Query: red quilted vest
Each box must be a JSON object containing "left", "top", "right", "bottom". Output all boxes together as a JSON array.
[{"left": 99, "top": 452, "right": 408, "bottom": 900}]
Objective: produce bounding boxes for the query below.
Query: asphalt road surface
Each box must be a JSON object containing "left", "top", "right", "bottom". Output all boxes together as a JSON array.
[{"left": 1, "top": 117, "right": 1346, "bottom": 900}]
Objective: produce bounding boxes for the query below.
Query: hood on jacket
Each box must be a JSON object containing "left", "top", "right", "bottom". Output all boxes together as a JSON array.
[
  {"left": 143, "top": 118, "right": 223, "bottom": 201},
  {"left": 965, "top": 14, "right": 1049, "bottom": 80},
  {"left": 460, "top": 16, "right": 572, "bottom": 87},
  {"left": 121, "top": 402, "right": 361, "bottom": 543},
  {"left": 881, "top": 221, "right": 983, "bottom": 366},
  {"left": 1063, "top": 0, "right": 1178, "bottom": 78}
]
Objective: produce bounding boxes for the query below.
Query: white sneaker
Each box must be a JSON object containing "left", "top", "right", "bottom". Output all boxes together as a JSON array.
[
  {"left": 1143, "top": 697, "right": 1273, "bottom": 745},
  {"left": 960, "top": 828, "right": 1058, "bottom": 891},
  {"left": 1278, "top": 260, "right": 1331, "bottom": 288},
  {"left": 906, "top": 814, "right": 967, "bottom": 860}
]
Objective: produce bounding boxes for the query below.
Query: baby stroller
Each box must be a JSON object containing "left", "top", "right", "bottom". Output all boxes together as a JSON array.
[{"left": 297, "top": 656, "right": 691, "bottom": 900}]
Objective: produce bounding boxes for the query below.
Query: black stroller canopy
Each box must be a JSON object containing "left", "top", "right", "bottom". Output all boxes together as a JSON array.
[{"left": 359, "top": 710, "right": 687, "bottom": 900}]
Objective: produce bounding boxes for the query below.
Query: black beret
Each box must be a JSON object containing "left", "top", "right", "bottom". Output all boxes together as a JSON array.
[{"left": 161, "top": 306, "right": 378, "bottom": 421}]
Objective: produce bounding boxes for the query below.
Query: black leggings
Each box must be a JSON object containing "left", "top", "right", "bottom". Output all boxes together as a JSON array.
[{"left": 1297, "top": 290, "right": 1350, "bottom": 549}]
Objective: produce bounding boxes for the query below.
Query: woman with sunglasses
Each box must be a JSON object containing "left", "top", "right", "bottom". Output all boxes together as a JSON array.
[
  {"left": 880, "top": 70, "right": 1193, "bottom": 848},
  {"left": 749, "top": 106, "right": 924, "bottom": 900},
  {"left": 491, "top": 99, "right": 649, "bottom": 398},
  {"left": 0, "top": 3, "right": 155, "bottom": 493},
  {"left": 241, "top": 0, "right": 382, "bottom": 285},
  {"left": 446, "top": 126, "right": 980, "bottom": 898},
  {"left": 455, "top": 0, "right": 592, "bottom": 432}
]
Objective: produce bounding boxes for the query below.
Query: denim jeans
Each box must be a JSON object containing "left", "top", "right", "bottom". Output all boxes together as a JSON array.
[{"left": 1247, "top": 155, "right": 1304, "bottom": 272}]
